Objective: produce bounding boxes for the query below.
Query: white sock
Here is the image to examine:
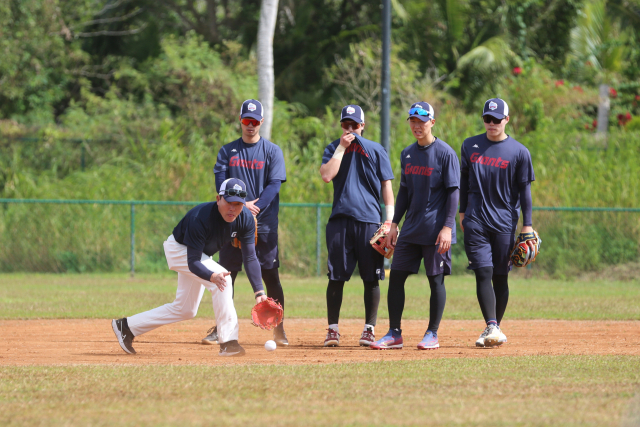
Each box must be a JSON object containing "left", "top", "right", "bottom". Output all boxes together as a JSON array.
[
  {"left": 328, "top": 324, "right": 339, "bottom": 332},
  {"left": 364, "top": 324, "right": 374, "bottom": 333}
]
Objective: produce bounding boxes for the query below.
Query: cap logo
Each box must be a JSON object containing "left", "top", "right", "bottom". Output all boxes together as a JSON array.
[
  {"left": 346, "top": 106, "right": 355, "bottom": 115},
  {"left": 233, "top": 184, "right": 242, "bottom": 190},
  {"left": 247, "top": 103, "right": 257, "bottom": 112},
  {"left": 489, "top": 102, "right": 498, "bottom": 110}
]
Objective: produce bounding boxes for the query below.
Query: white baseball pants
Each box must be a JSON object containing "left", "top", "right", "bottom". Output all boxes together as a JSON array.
[{"left": 127, "top": 235, "right": 239, "bottom": 344}]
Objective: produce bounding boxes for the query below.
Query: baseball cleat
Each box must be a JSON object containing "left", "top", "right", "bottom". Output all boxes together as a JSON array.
[
  {"left": 359, "top": 326, "right": 375, "bottom": 347},
  {"left": 273, "top": 324, "right": 289, "bottom": 346},
  {"left": 417, "top": 330, "right": 439, "bottom": 350},
  {"left": 475, "top": 325, "right": 491, "bottom": 347},
  {"left": 476, "top": 324, "right": 506, "bottom": 347},
  {"left": 481, "top": 324, "right": 501, "bottom": 347},
  {"left": 497, "top": 327, "right": 507, "bottom": 345},
  {"left": 370, "top": 329, "right": 403, "bottom": 350},
  {"left": 324, "top": 328, "right": 340, "bottom": 347},
  {"left": 202, "top": 325, "right": 218, "bottom": 345},
  {"left": 111, "top": 318, "right": 136, "bottom": 354},
  {"left": 218, "top": 340, "right": 246, "bottom": 357}
]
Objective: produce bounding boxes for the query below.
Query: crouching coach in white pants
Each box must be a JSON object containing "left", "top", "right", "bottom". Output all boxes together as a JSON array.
[{"left": 111, "top": 178, "right": 268, "bottom": 357}]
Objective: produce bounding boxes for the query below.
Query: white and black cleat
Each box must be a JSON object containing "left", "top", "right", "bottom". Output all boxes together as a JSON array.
[
  {"left": 218, "top": 340, "right": 246, "bottom": 357},
  {"left": 202, "top": 325, "right": 218, "bottom": 345},
  {"left": 112, "top": 318, "right": 136, "bottom": 354}
]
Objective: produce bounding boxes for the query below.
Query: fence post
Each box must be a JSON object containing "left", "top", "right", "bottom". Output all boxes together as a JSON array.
[
  {"left": 81, "top": 142, "right": 86, "bottom": 171},
  {"left": 130, "top": 203, "right": 135, "bottom": 277},
  {"left": 316, "top": 204, "right": 321, "bottom": 277}
]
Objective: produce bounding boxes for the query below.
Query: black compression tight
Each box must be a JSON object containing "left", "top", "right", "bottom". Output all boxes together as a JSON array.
[
  {"left": 326, "top": 279, "right": 380, "bottom": 326},
  {"left": 474, "top": 267, "right": 509, "bottom": 324},
  {"left": 493, "top": 274, "right": 509, "bottom": 325},
  {"left": 388, "top": 270, "right": 446, "bottom": 332}
]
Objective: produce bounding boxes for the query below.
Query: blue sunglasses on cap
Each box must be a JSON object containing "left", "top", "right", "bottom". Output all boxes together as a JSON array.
[{"left": 408, "top": 107, "right": 432, "bottom": 117}]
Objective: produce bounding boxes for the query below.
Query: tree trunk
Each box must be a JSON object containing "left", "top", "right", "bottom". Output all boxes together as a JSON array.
[
  {"left": 596, "top": 84, "right": 610, "bottom": 144},
  {"left": 257, "top": 0, "right": 279, "bottom": 140}
]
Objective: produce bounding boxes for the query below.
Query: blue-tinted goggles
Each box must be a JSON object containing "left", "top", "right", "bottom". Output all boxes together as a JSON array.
[
  {"left": 223, "top": 189, "right": 247, "bottom": 198},
  {"left": 408, "top": 107, "right": 432, "bottom": 118}
]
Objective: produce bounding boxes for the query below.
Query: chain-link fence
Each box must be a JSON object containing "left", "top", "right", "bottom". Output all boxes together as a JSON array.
[{"left": 1, "top": 199, "right": 639, "bottom": 277}]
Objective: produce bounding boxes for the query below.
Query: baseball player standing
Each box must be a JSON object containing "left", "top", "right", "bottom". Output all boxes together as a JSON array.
[
  {"left": 371, "top": 102, "right": 460, "bottom": 350},
  {"left": 111, "top": 178, "right": 268, "bottom": 357},
  {"left": 459, "top": 98, "right": 535, "bottom": 347},
  {"left": 201, "top": 99, "right": 288, "bottom": 346},
  {"left": 319, "top": 104, "right": 395, "bottom": 347}
]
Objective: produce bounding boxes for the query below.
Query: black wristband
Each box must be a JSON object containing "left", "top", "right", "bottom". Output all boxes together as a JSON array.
[{"left": 255, "top": 291, "right": 266, "bottom": 298}]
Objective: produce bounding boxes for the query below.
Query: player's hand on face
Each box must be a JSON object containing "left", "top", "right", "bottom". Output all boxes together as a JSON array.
[
  {"left": 246, "top": 199, "right": 261, "bottom": 216},
  {"left": 210, "top": 271, "right": 230, "bottom": 291},
  {"left": 255, "top": 293, "right": 268, "bottom": 303},
  {"left": 385, "top": 223, "right": 398, "bottom": 248},
  {"left": 339, "top": 131, "right": 355, "bottom": 148},
  {"left": 436, "top": 226, "right": 452, "bottom": 254},
  {"left": 459, "top": 213, "right": 465, "bottom": 232}
]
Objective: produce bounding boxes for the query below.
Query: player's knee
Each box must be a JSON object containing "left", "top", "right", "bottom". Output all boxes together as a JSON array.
[{"left": 363, "top": 280, "right": 379, "bottom": 290}]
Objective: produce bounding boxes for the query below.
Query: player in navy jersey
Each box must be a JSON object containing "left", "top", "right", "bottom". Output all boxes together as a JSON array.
[
  {"left": 111, "top": 179, "right": 268, "bottom": 357},
  {"left": 370, "top": 102, "right": 460, "bottom": 350},
  {"left": 201, "top": 99, "right": 289, "bottom": 346},
  {"left": 319, "top": 104, "right": 395, "bottom": 347},
  {"left": 459, "top": 98, "right": 535, "bottom": 347}
]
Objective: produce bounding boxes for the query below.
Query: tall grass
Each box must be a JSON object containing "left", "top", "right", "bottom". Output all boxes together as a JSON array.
[{"left": 1, "top": 48, "right": 638, "bottom": 276}]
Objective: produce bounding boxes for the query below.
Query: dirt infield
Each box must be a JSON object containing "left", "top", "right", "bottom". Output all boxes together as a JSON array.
[{"left": 1, "top": 318, "right": 639, "bottom": 366}]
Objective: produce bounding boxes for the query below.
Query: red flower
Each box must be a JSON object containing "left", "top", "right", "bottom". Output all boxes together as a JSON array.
[
  {"left": 635, "top": 95, "right": 640, "bottom": 101},
  {"left": 592, "top": 119, "right": 598, "bottom": 128},
  {"left": 584, "top": 124, "right": 590, "bottom": 129},
  {"left": 617, "top": 112, "right": 632, "bottom": 126},
  {"left": 609, "top": 88, "right": 618, "bottom": 98},
  {"left": 512, "top": 67, "right": 523, "bottom": 76},
  {"left": 572, "top": 85, "right": 584, "bottom": 93},
  {"left": 555, "top": 80, "right": 564, "bottom": 87}
]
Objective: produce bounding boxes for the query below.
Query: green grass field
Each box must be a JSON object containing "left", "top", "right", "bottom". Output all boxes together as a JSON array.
[
  {"left": 1, "top": 273, "right": 639, "bottom": 320},
  {"left": 1, "top": 273, "right": 639, "bottom": 426}
]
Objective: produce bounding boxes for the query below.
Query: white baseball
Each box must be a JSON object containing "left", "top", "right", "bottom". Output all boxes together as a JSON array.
[{"left": 264, "top": 340, "right": 277, "bottom": 351}]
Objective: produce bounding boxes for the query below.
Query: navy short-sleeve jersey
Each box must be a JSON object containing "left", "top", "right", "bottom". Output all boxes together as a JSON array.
[
  {"left": 400, "top": 138, "right": 460, "bottom": 245},
  {"left": 214, "top": 137, "right": 286, "bottom": 234},
  {"left": 322, "top": 135, "right": 394, "bottom": 223},
  {"left": 461, "top": 134, "right": 535, "bottom": 233},
  {"left": 172, "top": 202, "right": 256, "bottom": 256}
]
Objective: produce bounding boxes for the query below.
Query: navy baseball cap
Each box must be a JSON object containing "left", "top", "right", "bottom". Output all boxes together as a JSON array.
[
  {"left": 407, "top": 102, "right": 435, "bottom": 121},
  {"left": 219, "top": 178, "right": 247, "bottom": 204},
  {"left": 340, "top": 105, "right": 365, "bottom": 123},
  {"left": 239, "top": 99, "right": 264, "bottom": 121},
  {"left": 483, "top": 98, "right": 509, "bottom": 119}
]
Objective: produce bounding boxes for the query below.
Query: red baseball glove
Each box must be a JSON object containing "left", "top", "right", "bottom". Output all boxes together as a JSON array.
[{"left": 251, "top": 297, "right": 284, "bottom": 330}]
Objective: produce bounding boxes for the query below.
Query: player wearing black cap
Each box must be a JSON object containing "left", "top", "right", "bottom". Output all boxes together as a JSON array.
[
  {"left": 320, "top": 104, "right": 395, "bottom": 347},
  {"left": 111, "top": 178, "right": 267, "bottom": 357},
  {"left": 459, "top": 98, "right": 535, "bottom": 347},
  {"left": 201, "top": 99, "right": 289, "bottom": 347},
  {"left": 371, "top": 102, "right": 460, "bottom": 350}
]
